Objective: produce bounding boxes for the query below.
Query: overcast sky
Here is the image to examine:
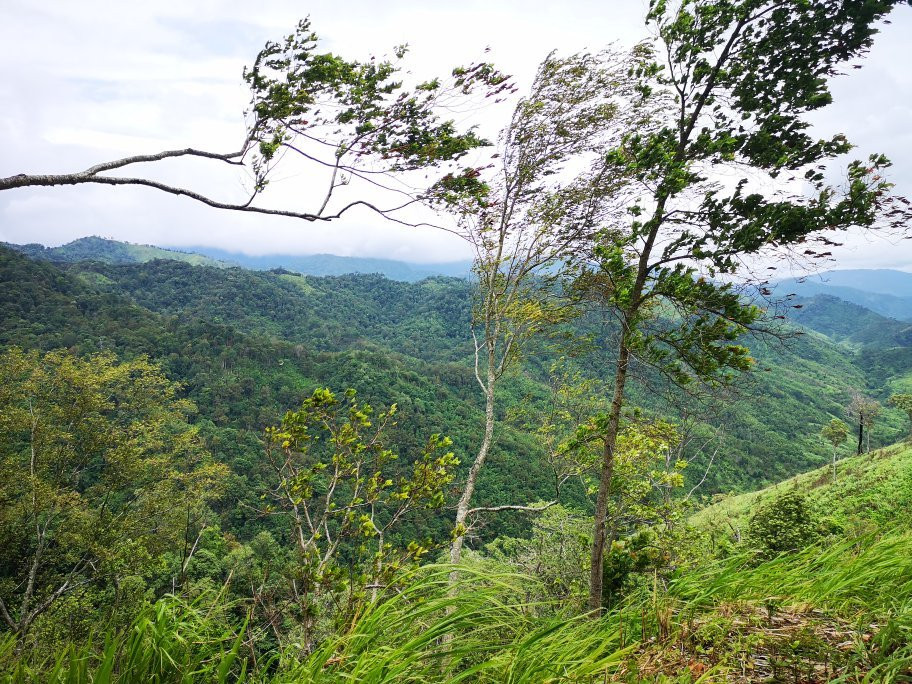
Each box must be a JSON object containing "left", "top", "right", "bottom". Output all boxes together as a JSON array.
[{"left": 1, "top": 0, "right": 910, "bottom": 269}]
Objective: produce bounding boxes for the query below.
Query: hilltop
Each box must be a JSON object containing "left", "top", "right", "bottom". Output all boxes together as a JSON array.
[
  {"left": 3, "top": 236, "right": 229, "bottom": 268},
  {"left": 775, "top": 269, "right": 912, "bottom": 321}
]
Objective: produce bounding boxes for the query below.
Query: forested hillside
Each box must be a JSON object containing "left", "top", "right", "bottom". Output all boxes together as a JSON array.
[
  {"left": 0, "top": 247, "right": 570, "bottom": 544},
  {"left": 3, "top": 243, "right": 911, "bottom": 503}
]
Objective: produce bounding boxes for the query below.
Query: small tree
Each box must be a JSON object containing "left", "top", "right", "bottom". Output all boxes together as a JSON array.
[
  {"left": 262, "top": 388, "right": 457, "bottom": 650},
  {"left": 434, "top": 49, "right": 643, "bottom": 566},
  {"left": 821, "top": 418, "right": 849, "bottom": 483},
  {"left": 889, "top": 393, "right": 912, "bottom": 441},
  {"left": 485, "top": 505, "right": 592, "bottom": 612},
  {"left": 749, "top": 491, "right": 818, "bottom": 560},
  {"left": 568, "top": 413, "right": 686, "bottom": 606},
  {"left": 848, "top": 393, "right": 881, "bottom": 455}
]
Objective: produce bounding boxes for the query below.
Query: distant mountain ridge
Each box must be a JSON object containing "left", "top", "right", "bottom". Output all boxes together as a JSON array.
[
  {"left": 3, "top": 236, "right": 228, "bottom": 268},
  {"left": 180, "top": 245, "right": 473, "bottom": 282},
  {"left": 774, "top": 268, "right": 912, "bottom": 321},
  {"left": 2, "top": 237, "right": 473, "bottom": 282},
  {"left": 790, "top": 294, "right": 912, "bottom": 348}
]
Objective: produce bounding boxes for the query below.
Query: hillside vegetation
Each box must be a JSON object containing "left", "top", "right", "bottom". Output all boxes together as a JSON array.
[
  {"left": 693, "top": 441, "right": 912, "bottom": 535},
  {"left": 5, "top": 441, "right": 912, "bottom": 682}
]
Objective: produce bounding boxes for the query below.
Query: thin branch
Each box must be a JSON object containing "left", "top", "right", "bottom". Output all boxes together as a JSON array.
[{"left": 467, "top": 501, "right": 557, "bottom": 515}]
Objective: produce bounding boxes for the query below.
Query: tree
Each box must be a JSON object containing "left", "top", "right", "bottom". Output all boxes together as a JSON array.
[
  {"left": 433, "top": 50, "right": 643, "bottom": 567},
  {"left": 0, "top": 348, "right": 227, "bottom": 640},
  {"left": 849, "top": 392, "right": 881, "bottom": 455},
  {"left": 569, "top": 413, "right": 686, "bottom": 604},
  {"left": 485, "top": 505, "right": 592, "bottom": 612},
  {"left": 889, "top": 393, "right": 912, "bottom": 440},
  {"left": 821, "top": 418, "right": 850, "bottom": 483},
  {"left": 1, "top": 19, "right": 508, "bottom": 227},
  {"left": 261, "top": 388, "right": 458, "bottom": 650},
  {"left": 575, "top": 0, "right": 909, "bottom": 613}
]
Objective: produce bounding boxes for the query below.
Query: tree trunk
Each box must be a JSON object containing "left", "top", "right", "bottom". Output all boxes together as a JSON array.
[
  {"left": 450, "top": 359, "right": 496, "bottom": 566},
  {"left": 587, "top": 333, "right": 631, "bottom": 613},
  {"left": 857, "top": 420, "right": 864, "bottom": 456}
]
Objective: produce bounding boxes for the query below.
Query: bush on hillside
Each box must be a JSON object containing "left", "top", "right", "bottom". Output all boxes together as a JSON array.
[{"left": 748, "top": 491, "right": 820, "bottom": 559}]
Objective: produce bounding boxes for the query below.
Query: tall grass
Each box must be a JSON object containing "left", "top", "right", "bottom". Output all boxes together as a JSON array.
[
  {"left": 668, "top": 529, "right": 912, "bottom": 616},
  {"left": 0, "top": 568, "right": 630, "bottom": 684},
  {"left": 279, "top": 565, "right": 630, "bottom": 683},
  {"left": 0, "top": 596, "right": 246, "bottom": 684},
  {"left": 3, "top": 532, "right": 911, "bottom": 682}
]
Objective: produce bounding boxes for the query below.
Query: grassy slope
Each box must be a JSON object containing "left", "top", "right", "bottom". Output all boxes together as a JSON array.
[
  {"left": 691, "top": 440, "right": 912, "bottom": 532},
  {"left": 645, "top": 441, "right": 912, "bottom": 682}
]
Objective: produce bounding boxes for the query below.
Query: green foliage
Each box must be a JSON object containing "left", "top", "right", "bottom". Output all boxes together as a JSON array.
[
  {"left": 889, "top": 393, "right": 912, "bottom": 437},
  {"left": 262, "top": 388, "right": 457, "bottom": 610},
  {"left": 485, "top": 505, "right": 592, "bottom": 611},
  {"left": 243, "top": 18, "right": 509, "bottom": 196},
  {"left": 821, "top": 418, "right": 850, "bottom": 450},
  {"left": 747, "top": 491, "right": 820, "bottom": 559},
  {"left": 0, "top": 347, "right": 227, "bottom": 640},
  {"left": 0, "top": 593, "right": 246, "bottom": 684}
]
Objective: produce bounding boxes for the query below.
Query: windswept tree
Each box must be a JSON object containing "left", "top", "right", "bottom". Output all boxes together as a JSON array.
[
  {"left": 431, "top": 50, "right": 648, "bottom": 566},
  {"left": 889, "top": 393, "right": 912, "bottom": 440},
  {"left": 576, "top": 0, "right": 911, "bottom": 612},
  {"left": 1, "top": 19, "right": 509, "bottom": 227},
  {"left": 821, "top": 418, "right": 850, "bottom": 483}
]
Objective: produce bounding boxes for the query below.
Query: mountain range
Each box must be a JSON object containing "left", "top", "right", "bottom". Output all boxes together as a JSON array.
[
  {"left": 3, "top": 236, "right": 473, "bottom": 282},
  {"left": 774, "top": 268, "right": 912, "bottom": 321}
]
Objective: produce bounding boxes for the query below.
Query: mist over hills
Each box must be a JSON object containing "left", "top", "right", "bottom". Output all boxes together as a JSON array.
[
  {"left": 180, "top": 246, "right": 474, "bottom": 281},
  {"left": 774, "top": 268, "right": 912, "bottom": 321}
]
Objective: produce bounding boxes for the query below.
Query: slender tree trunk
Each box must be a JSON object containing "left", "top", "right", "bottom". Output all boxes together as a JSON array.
[
  {"left": 857, "top": 420, "right": 864, "bottom": 456},
  {"left": 587, "top": 332, "right": 631, "bottom": 613},
  {"left": 450, "top": 358, "right": 497, "bottom": 566}
]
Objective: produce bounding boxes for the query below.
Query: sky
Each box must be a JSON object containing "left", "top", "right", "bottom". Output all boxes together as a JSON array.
[{"left": 1, "top": 0, "right": 910, "bottom": 269}]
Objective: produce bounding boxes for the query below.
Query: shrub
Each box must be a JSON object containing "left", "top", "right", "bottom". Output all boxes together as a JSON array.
[{"left": 748, "top": 491, "right": 818, "bottom": 559}]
